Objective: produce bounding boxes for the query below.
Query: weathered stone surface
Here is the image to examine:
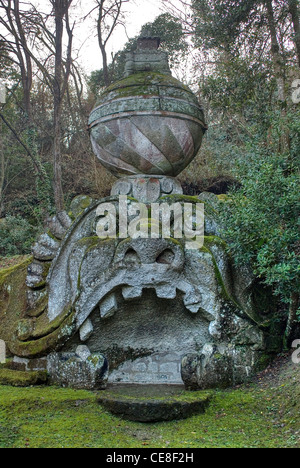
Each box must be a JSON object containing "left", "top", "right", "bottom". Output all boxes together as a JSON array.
[
  {"left": 47, "top": 352, "right": 108, "bottom": 390},
  {"left": 26, "top": 260, "right": 51, "bottom": 289},
  {"left": 46, "top": 211, "right": 72, "bottom": 240},
  {"left": 34, "top": 193, "right": 279, "bottom": 386},
  {"left": 75, "top": 345, "right": 91, "bottom": 362},
  {"left": 79, "top": 319, "right": 94, "bottom": 343},
  {"left": 124, "top": 37, "right": 171, "bottom": 76},
  {"left": 90, "top": 112, "right": 206, "bottom": 179},
  {"left": 111, "top": 175, "right": 183, "bottom": 203},
  {"left": 26, "top": 289, "right": 48, "bottom": 317},
  {"left": 97, "top": 385, "right": 211, "bottom": 422},
  {"left": 88, "top": 66, "right": 207, "bottom": 178},
  {"left": 16, "top": 319, "right": 35, "bottom": 342},
  {"left": 70, "top": 195, "right": 94, "bottom": 219},
  {"left": 0, "top": 368, "right": 48, "bottom": 387},
  {"left": 0, "top": 258, "right": 32, "bottom": 348},
  {"left": 100, "top": 293, "right": 118, "bottom": 319},
  {"left": 181, "top": 343, "right": 271, "bottom": 391},
  {"left": 181, "top": 354, "right": 202, "bottom": 391},
  {"left": 12, "top": 356, "right": 47, "bottom": 372},
  {"left": 4, "top": 195, "right": 282, "bottom": 389},
  {"left": 32, "top": 234, "right": 60, "bottom": 261}
]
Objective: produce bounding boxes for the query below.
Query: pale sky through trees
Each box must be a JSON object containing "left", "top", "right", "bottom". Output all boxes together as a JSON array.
[
  {"left": 0, "top": 0, "right": 188, "bottom": 74},
  {"left": 77, "top": 0, "right": 179, "bottom": 72}
]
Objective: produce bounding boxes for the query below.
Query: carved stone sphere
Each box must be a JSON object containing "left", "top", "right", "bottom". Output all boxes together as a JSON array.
[{"left": 88, "top": 72, "right": 207, "bottom": 178}]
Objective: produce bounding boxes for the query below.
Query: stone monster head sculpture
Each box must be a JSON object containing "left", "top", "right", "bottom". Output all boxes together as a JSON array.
[{"left": 8, "top": 36, "right": 281, "bottom": 390}]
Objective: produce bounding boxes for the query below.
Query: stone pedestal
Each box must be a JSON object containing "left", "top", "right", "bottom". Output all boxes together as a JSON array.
[{"left": 111, "top": 175, "right": 183, "bottom": 203}]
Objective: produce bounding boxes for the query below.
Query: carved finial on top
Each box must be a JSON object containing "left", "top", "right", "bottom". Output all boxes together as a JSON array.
[
  {"left": 137, "top": 32, "right": 161, "bottom": 51},
  {"left": 124, "top": 33, "right": 170, "bottom": 77}
]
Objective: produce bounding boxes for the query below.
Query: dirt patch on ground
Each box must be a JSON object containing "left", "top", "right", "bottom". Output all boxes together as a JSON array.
[{"left": 254, "top": 352, "right": 299, "bottom": 389}]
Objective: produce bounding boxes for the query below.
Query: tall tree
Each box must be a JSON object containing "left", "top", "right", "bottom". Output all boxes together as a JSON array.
[
  {"left": 288, "top": 0, "right": 300, "bottom": 67},
  {"left": 0, "top": 0, "right": 52, "bottom": 217},
  {"left": 189, "top": 0, "right": 288, "bottom": 101},
  {"left": 86, "top": 0, "right": 129, "bottom": 87},
  {"left": 265, "top": 0, "right": 286, "bottom": 102},
  {"left": 50, "top": 0, "right": 74, "bottom": 211},
  {"left": 0, "top": 0, "right": 34, "bottom": 120},
  {"left": 0, "top": 0, "right": 76, "bottom": 212},
  {"left": 89, "top": 13, "right": 189, "bottom": 94}
]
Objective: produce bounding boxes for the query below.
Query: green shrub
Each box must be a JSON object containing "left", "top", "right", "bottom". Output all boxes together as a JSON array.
[
  {"left": 221, "top": 149, "right": 300, "bottom": 322},
  {"left": 0, "top": 216, "right": 39, "bottom": 257}
]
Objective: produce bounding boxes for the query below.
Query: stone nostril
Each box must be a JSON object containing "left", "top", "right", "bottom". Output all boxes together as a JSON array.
[{"left": 156, "top": 249, "right": 175, "bottom": 265}]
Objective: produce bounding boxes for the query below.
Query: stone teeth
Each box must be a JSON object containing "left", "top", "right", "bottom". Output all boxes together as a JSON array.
[
  {"left": 122, "top": 286, "right": 143, "bottom": 300},
  {"left": 79, "top": 319, "right": 94, "bottom": 342},
  {"left": 183, "top": 289, "right": 202, "bottom": 314},
  {"left": 155, "top": 286, "right": 177, "bottom": 300},
  {"left": 185, "top": 303, "right": 202, "bottom": 314},
  {"left": 100, "top": 293, "right": 118, "bottom": 319}
]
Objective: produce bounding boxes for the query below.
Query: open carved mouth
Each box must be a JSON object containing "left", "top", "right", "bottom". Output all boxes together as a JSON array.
[
  {"left": 77, "top": 283, "right": 213, "bottom": 387},
  {"left": 74, "top": 239, "right": 214, "bottom": 338},
  {"left": 77, "top": 275, "right": 207, "bottom": 342}
]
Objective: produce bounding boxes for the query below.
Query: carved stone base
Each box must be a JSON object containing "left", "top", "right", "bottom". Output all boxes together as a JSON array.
[{"left": 111, "top": 175, "right": 183, "bottom": 203}]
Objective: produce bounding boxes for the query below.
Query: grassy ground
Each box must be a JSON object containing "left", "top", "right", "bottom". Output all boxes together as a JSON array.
[{"left": 0, "top": 354, "right": 298, "bottom": 448}]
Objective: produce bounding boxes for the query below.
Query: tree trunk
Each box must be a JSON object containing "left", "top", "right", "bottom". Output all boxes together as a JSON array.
[
  {"left": 53, "top": 107, "right": 64, "bottom": 212},
  {"left": 0, "top": 121, "right": 5, "bottom": 217},
  {"left": 53, "top": 0, "right": 66, "bottom": 211},
  {"left": 265, "top": 0, "right": 286, "bottom": 102},
  {"left": 13, "top": 0, "right": 33, "bottom": 120},
  {"left": 265, "top": 0, "right": 291, "bottom": 152},
  {"left": 99, "top": 42, "right": 110, "bottom": 87},
  {"left": 288, "top": 0, "right": 300, "bottom": 68},
  {"left": 97, "top": 1, "right": 111, "bottom": 87}
]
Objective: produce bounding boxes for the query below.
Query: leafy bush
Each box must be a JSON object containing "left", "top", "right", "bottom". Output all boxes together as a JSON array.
[
  {"left": 0, "top": 216, "right": 39, "bottom": 257},
  {"left": 221, "top": 148, "right": 300, "bottom": 327}
]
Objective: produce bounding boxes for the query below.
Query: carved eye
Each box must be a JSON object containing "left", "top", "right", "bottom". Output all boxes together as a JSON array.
[
  {"left": 124, "top": 249, "right": 140, "bottom": 265},
  {"left": 156, "top": 249, "right": 175, "bottom": 265}
]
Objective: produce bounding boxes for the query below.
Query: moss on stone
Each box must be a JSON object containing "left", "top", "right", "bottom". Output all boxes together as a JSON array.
[
  {"left": 160, "top": 194, "right": 199, "bottom": 204},
  {"left": 204, "top": 236, "right": 228, "bottom": 249},
  {"left": 27, "top": 291, "right": 48, "bottom": 318},
  {"left": 0, "top": 369, "right": 48, "bottom": 387},
  {"left": 101, "top": 72, "right": 194, "bottom": 99},
  {"left": 201, "top": 237, "right": 236, "bottom": 305},
  {"left": 0, "top": 257, "right": 32, "bottom": 288},
  {"left": 76, "top": 236, "right": 102, "bottom": 249},
  {"left": 9, "top": 308, "right": 77, "bottom": 359},
  {"left": 0, "top": 257, "right": 32, "bottom": 349},
  {"left": 69, "top": 195, "right": 94, "bottom": 219},
  {"left": 97, "top": 389, "right": 212, "bottom": 422},
  {"left": 29, "top": 261, "right": 51, "bottom": 289}
]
